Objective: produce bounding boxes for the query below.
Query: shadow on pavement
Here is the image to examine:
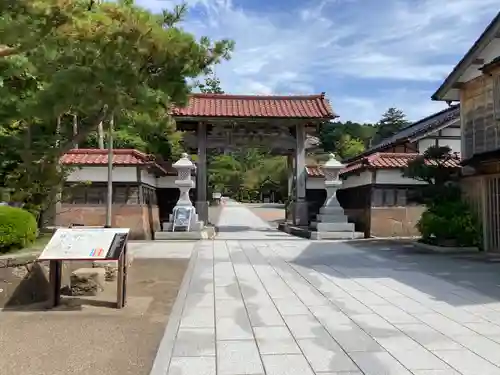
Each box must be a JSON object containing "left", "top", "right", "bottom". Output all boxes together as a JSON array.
[{"left": 289, "top": 239, "right": 500, "bottom": 308}]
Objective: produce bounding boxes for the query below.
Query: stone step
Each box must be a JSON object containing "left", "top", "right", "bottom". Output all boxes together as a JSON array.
[
  {"left": 317, "top": 222, "right": 355, "bottom": 232},
  {"left": 310, "top": 231, "right": 364, "bottom": 240},
  {"left": 319, "top": 206, "right": 345, "bottom": 215},
  {"left": 316, "top": 214, "right": 348, "bottom": 223}
]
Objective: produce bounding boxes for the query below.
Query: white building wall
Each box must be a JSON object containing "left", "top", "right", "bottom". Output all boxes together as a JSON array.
[
  {"left": 306, "top": 177, "right": 324, "bottom": 190},
  {"left": 417, "top": 133, "right": 461, "bottom": 155},
  {"left": 417, "top": 138, "right": 436, "bottom": 153},
  {"left": 441, "top": 127, "right": 460, "bottom": 137},
  {"left": 460, "top": 38, "right": 500, "bottom": 83},
  {"left": 66, "top": 166, "right": 138, "bottom": 182},
  {"left": 341, "top": 171, "right": 372, "bottom": 189},
  {"left": 141, "top": 169, "right": 157, "bottom": 187},
  {"left": 375, "top": 170, "right": 426, "bottom": 185},
  {"left": 438, "top": 138, "right": 461, "bottom": 153}
]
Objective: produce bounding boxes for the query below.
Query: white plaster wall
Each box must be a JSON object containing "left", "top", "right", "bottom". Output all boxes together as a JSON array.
[
  {"left": 418, "top": 136, "right": 461, "bottom": 154},
  {"left": 460, "top": 38, "right": 500, "bottom": 83},
  {"left": 66, "top": 166, "right": 138, "bottom": 182},
  {"left": 441, "top": 127, "right": 460, "bottom": 137},
  {"left": 306, "top": 177, "right": 325, "bottom": 190},
  {"left": 418, "top": 138, "right": 436, "bottom": 153},
  {"left": 375, "top": 170, "right": 426, "bottom": 185},
  {"left": 438, "top": 138, "right": 461, "bottom": 153},
  {"left": 341, "top": 171, "right": 372, "bottom": 189},
  {"left": 141, "top": 169, "right": 157, "bottom": 187}
]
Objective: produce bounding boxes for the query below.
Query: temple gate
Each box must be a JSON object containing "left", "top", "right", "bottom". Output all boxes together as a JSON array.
[{"left": 172, "top": 93, "right": 336, "bottom": 226}]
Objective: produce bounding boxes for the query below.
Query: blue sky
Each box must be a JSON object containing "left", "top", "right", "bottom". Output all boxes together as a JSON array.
[{"left": 137, "top": 0, "right": 497, "bottom": 123}]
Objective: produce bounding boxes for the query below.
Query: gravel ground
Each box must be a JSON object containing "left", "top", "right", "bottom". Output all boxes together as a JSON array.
[{"left": 0, "top": 258, "right": 189, "bottom": 375}]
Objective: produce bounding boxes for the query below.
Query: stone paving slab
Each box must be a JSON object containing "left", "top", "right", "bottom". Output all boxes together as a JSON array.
[{"left": 150, "top": 201, "right": 500, "bottom": 375}]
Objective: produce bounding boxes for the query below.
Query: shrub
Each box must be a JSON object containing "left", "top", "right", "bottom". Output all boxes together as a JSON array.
[
  {"left": 0, "top": 206, "right": 38, "bottom": 253},
  {"left": 417, "top": 200, "right": 481, "bottom": 248}
]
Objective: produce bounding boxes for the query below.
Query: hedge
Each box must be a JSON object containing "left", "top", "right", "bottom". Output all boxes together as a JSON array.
[{"left": 0, "top": 205, "right": 38, "bottom": 253}]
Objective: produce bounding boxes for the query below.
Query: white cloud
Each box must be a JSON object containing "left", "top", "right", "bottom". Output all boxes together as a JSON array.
[{"left": 137, "top": 0, "right": 497, "bottom": 122}]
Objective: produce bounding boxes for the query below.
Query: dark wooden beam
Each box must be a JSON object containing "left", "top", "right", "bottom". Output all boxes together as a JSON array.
[
  {"left": 471, "top": 58, "right": 485, "bottom": 65},
  {"left": 451, "top": 82, "right": 464, "bottom": 89}
]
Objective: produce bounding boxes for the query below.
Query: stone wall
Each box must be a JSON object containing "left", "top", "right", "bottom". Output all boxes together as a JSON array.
[
  {"left": 370, "top": 206, "right": 425, "bottom": 237},
  {"left": 344, "top": 206, "right": 425, "bottom": 238},
  {"left": 56, "top": 204, "right": 160, "bottom": 239}
]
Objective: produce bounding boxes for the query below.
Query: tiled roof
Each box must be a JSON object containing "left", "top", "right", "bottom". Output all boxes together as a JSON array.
[
  {"left": 342, "top": 152, "right": 461, "bottom": 175},
  {"left": 306, "top": 165, "right": 325, "bottom": 177},
  {"left": 306, "top": 153, "right": 460, "bottom": 178},
  {"left": 172, "top": 93, "right": 337, "bottom": 119},
  {"left": 351, "top": 105, "right": 460, "bottom": 161},
  {"left": 60, "top": 149, "right": 169, "bottom": 175}
]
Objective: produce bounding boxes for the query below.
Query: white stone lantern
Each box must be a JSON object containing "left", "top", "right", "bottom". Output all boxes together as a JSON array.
[
  {"left": 311, "top": 153, "right": 362, "bottom": 240},
  {"left": 159, "top": 153, "right": 204, "bottom": 235},
  {"left": 323, "top": 153, "right": 345, "bottom": 207},
  {"left": 173, "top": 153, "right": 196, "bottom": 207}
]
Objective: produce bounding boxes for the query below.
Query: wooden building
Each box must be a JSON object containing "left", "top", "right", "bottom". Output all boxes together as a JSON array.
[
  {"left": 306, "top": 105, "right": 461, "bottom": 237},
  {"left": 57, "top": 148, "right": 190, "bottom": 239},
  {"left": 432, "top": 12, "right": 500, "bottom": 252}
]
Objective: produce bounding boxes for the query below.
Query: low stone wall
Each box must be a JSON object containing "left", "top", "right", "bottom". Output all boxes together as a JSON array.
[
  {"left": 370, "top": 206, "right": 425, "bottom": 238},
  {"left": 56, "top": 204, "right": 160, "bottom": 240},
  {"left": 344, "top": 206, "right": 425, "bottom": 238}
]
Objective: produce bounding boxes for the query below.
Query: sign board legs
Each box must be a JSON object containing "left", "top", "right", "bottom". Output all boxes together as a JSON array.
[
  {"left": 49, "top": 260, "right": 62, "bottom": 308},
  {"left": 116, "top": 244, "right": 128, "bottom": 309}
]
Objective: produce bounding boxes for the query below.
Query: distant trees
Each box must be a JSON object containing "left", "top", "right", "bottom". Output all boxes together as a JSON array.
[
  {"left": 208, "top": 149, "right": 287, "bottom": 202},
  {"left": 372, "top": 107, "right": 411, "bottom": 144},
  {"left": 319, "top": 107, "right": 411, "bottom": 160}
]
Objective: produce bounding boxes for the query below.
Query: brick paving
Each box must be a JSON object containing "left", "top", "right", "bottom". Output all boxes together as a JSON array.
[{"left": 151, "top": 201, "right": 500, "bottom": 375}]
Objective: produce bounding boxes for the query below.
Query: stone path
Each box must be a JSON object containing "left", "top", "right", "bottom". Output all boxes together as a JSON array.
[
  {"left": 215, "top": 199, "right": 294, "bottom": 240},
  {"left": 150, "top": 202, "right": 500, "bottom": 375}
]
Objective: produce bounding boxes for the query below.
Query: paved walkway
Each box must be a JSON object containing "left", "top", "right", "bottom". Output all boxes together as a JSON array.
[
  {"left": 150, "top": 202, "right": 500, "bottom": 375},
  {"left": 215, "top": 199, "right": 294, "bottom": 240}
]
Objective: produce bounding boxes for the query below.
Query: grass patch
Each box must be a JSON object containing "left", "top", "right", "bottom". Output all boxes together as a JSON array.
[{"left": 1, "top": 233, "right": 52, "bottom": 256}]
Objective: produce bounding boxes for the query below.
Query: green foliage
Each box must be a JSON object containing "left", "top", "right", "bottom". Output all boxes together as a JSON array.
[
  {"left": 319, "top": 120, "right": 375, "bottom": 158},
  {"left": 197, "top": 67, "right": 224, "bottom": 94},
  {"left": 0, "top": 0, "right": 233, "bottom": 216},
  {"left": 405, "top": 145, "right": 481, "bottom": 247},
  {"left": 372, "top": 107, "right": 410, "bottom": 144},
  {"left": 417, "top": 200, "right": 481, "bottom": 247},
  {"left": 0, "top": 205, "right": 38, "bottom": 252},
  {"left": 403, "top": 145, "right": 460, "bottom": 204},
  {"left": 208, "top": 149, "right": 287, "bottom": 202},
  {"left": 334, "top": 134, "right": 366, "bottom": 159}
]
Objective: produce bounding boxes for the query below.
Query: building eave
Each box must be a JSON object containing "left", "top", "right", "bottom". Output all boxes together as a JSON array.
[{"left": 432, "top": 12, "right": 500, "bottom": 102}]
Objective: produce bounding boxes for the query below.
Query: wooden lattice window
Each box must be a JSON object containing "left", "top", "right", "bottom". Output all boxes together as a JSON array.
[{"left": 494, "top": 74, "right": 500, "bottom": 121}]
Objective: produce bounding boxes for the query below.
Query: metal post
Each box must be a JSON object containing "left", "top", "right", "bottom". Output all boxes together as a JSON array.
[{"left": 105, "top": 114, "right": 114, "bottom": 228}]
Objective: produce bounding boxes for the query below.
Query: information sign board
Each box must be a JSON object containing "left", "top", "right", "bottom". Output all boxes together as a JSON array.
[
  {"left": 39, "top": 227, "right": 130, "bottom": 261},
  {"left": 172, "top": 206, "right": 194, "bottom": 232}
]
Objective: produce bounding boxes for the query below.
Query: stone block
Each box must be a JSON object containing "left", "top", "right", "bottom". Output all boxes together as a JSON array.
[
  {"left": 92, "top": 261, "right": 118, "bottom": 281},
  {"left": 70, "top": 268, "right": 105, "bottom": 296},
  {"left": 310, "top": 231, "right": 364, "bottom": 240},
  {"left": 316, "top": 222, "right": 355, "bottom": 232}
]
